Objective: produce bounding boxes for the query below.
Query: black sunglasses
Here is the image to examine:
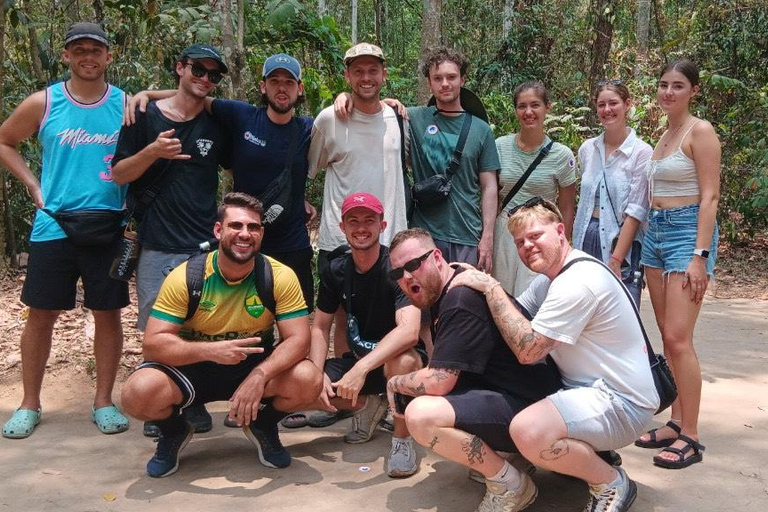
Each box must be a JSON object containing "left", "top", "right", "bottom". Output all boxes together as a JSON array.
[
  {"left": 183, "top": 61, "right": 224, "bottom": 84},
  {"left": 507, "top": 196, "right": 562, "bottom": 219},
  {"left": 389, "top": 249, "right": 434, "bottom": 280},
  {"left": 597, "top": 79, "right": 623, "bottom": 87}
]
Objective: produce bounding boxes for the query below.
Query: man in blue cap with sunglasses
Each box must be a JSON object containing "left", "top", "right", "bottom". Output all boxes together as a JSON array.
[{"left": 112, "top": 43, "right": 231, "bottom": 435}]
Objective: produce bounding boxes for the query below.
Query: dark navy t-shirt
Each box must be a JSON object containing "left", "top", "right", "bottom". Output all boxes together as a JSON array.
[{"left": 211, "top": 100, "right": 313, "bottom": 253}]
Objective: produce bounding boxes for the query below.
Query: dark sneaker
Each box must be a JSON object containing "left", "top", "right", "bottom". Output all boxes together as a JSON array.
[
  {"left": 143, "top": 421, "right": 161, "bottom": 438},
  {"left": 183, "top": 403, "right": 212, "bottom": 433},
  {"left": 243, "top": 422, "right": 291, "bottom": 469},
  {"left": 583, "top": 468, "right": 637, "bottom": 512},
  {"left": 146, "top": 422, "right": 194, "bottom": 478}
]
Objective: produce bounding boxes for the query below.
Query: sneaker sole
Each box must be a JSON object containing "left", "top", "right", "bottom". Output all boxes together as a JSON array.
[
  {"left": 387, "top": 465, "right": 419, "bottom": 478},
  {"left": 147, "top": 429, "right": 193, "bottom": 478},
  {"left": 242, "top": 425, "right": 290, "bottom": 469},
  {"left": 618, "top": 480, "right": 638, "bottom": 511}
]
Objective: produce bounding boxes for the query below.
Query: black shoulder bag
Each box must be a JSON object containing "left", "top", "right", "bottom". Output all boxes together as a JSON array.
[
  {"left": 601, "top": 166, "right": 644, "bottom": 292},
  {"left": 411, "top": 113, "right": 473, "bottom": 207},
  {"left": 557, "top": 257, "right": 677, "bottom": 414},
  {"left": 43, "top": 207, "right": 125, "bottom": 246},
  {"left": 394, "top": 111, "right": 414, "bottom": 221},
  {"left": 258, "top": 119, "right": 300, "bottom": 227},
  {"left": 499, "top": 140, "right": 554, "bottom": 213}
]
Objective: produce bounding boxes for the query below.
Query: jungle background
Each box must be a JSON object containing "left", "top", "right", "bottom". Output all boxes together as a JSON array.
[
  {"left": 0, "top": 0, "right": 766, "bottom": 277},
  {"left": 0, "top": 0, "right": 766, "bottom": 375}
]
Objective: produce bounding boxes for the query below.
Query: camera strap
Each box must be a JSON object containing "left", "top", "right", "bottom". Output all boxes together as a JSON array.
[{"left": 444, "top": 113, "right": 473, "bottom": 181}]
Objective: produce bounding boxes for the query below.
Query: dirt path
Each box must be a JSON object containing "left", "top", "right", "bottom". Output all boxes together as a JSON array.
[{"left": 1, "top": 295, "right": 766, "bottom": 511}]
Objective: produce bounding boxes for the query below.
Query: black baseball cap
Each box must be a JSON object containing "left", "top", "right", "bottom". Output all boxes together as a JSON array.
[
  {"left": 64, "top": 22, "right": 109, "bottom": 48},
  {"left": 179, "top": 44, "right": 228, "bottom": 73}
]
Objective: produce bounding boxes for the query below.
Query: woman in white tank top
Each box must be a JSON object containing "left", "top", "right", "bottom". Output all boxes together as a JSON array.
[{"left": 634, "top": 60, "right": 721, "bottom": 470}]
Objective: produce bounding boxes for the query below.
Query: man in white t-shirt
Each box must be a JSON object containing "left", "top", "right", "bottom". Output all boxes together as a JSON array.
[
  {"left": 307, "top": 42, "right": 409, "bottom": 368},
  {"left": 308, "top": 42, "right": 408, "bottom": 261},
  {"left": 451, "top": 197, "right": 658, "bottom": 512}
]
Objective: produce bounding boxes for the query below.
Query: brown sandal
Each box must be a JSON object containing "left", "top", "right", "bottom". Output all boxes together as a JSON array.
[{"left": 634, "top": 420, "right": 681, "bottom": 449}]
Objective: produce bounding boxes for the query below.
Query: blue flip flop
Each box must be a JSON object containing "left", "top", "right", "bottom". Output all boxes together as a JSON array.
[
  {"left": 2, "top": 408, "right": 42, "bottom": 439},
  {"left": 92, "top": 405, "right": 129, "bottom": 434}
]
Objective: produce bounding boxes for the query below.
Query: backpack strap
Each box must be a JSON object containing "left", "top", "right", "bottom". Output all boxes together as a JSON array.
[
  {"left": 185, "top": 253, "right": 208, "bottom": 321},
  {"left": 254, "top": 252, "right": 276, "bottom": 315},
  {"left": 185, "top": 252, "right": 275, "bottom": 321}
]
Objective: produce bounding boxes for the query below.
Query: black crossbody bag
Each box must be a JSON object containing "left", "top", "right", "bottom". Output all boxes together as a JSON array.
[
  {"left": 557, "top": 257, "right": 677, "bottom": 414},
  {"left": 343, "top": 255, "right": 380, "bottom": 359},
  {"left": 601, "top": 166, "right": 644, "bottom": 288},
  {"left": 411, "top": 113, "right": 473, "bottom": 207}
]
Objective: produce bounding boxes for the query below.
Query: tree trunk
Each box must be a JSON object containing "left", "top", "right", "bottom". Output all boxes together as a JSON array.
[
  {"left": 374, "top": 0, "right": 383, "bottom": 47},
  {"left": 64, "top": 0, "right": 80, "bottom": 23},
  {"left": 92, "top": 0, "right": 104, "bottom": 22},
  {"left": 0, "top": 6, "right": 14, "bottom": 269},
  {"left": 25, "top": 5, "right": 46, "bottom": 87},
  {"left": 351, "top": 0, "right": 358, "bottom": 45},
  {"left": 218, "top": 0, "right": 245, "bottom": 100},
  {"left": 588, "top": 0, "right": 615, "bottom": 96},
  {"left": 418, "top": 0, "right": 441, "bottom": 104},
  {"left": 318, "top": 0, "right": 326, "bottom": 16},
  {"left": 503, "top": 0, "right": 515, "bottom": 39}
]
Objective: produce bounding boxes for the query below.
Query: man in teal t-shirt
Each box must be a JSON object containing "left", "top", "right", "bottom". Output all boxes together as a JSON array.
[{"left": 408, "top": 47, "right": 499, "bottom": 272}]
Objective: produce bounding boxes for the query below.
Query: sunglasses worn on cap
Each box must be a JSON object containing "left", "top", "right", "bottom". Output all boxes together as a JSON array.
[
  {"left": 389, "top": 249, "right": 434, "bottom": 280},
  {"left": 597, "top": 79, "right": 623, "bottom": 87},
  {"left": 507, "top": 196, "right": 561, "bottom": 218},
  {"left": 183, "top": 61, "right": 224, "bottom": 84}
]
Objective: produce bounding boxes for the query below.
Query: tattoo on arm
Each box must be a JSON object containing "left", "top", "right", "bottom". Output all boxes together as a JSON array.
[
  {"left": 461, "top": 435, "right": 486, "bottom": 466},
  {"left": 407, "top": 382, "right": 426, "bottom": 396},
  {"left": 429, "top": 368, "right": 460, "bottom": 382},
  {"left": 540, "top": 439, "right": 570, "bottom": 461},
  {"left": 428, "top": 436, "right": 439, "bottom": 450}
]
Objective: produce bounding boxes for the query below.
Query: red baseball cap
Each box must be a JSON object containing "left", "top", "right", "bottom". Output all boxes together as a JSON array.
[{"left": 341, "top": 192, "right": 384, "bottom": 216}]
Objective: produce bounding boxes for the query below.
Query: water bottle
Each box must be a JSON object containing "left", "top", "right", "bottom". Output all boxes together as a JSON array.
[{"left": 109, "top": 230, "right": 140, "bottom": 281}]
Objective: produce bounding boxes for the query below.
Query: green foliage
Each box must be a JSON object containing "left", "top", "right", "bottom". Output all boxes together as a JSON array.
[{"left": 2, "top": 0, "right": 768, "bottom": 259}]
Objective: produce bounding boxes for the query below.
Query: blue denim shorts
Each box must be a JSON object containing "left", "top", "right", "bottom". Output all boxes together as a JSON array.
[{"left": 641, "top": 204, "right": 718, "bottom": 276}]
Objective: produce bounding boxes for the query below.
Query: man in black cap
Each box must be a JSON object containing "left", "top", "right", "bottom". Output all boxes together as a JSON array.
[
  {"left": 0, "top": 22, "right": 130, "bottom": 438},
  {"left": 112, "top": 43, "right": 231, "bottom": 435}
]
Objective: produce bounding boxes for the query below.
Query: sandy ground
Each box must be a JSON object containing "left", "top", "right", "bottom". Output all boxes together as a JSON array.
[{"left": 0, "top": 294, "right": 767, "bottom": 512}]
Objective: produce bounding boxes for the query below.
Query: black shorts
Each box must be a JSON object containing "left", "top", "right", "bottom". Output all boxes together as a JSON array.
[
  {"left": 138, "top": 351, "right": 270, "bottom": 408},
  {"left": 444, "top": 388, "right": 530, "bottom": 453},
  {"left": 264, "top": 246, "right": 315, "bottom": 312},
  {"left": 22, "top": 238, "right": 129, "bottom": 310},
  {"left": 324, "top": 352, "right": 388, "bottom": 395}
]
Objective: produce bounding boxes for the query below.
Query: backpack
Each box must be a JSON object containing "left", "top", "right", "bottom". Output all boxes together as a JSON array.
[{"left": 184, "top": 252, "right": 275, "bottom": 321}]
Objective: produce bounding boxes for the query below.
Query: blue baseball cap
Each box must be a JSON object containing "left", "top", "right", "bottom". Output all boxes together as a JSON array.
[{"left": 262, "top": 53, "right": 301, "bottom": 81}]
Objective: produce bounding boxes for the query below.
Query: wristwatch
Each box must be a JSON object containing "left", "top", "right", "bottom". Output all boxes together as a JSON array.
[{"left": 693, "top": 248, "right": 710, "bottom": 258}]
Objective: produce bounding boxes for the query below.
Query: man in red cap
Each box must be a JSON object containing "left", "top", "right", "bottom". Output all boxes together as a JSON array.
[{"left": 307, "top": 192, "right": 426, "bottom": 478}]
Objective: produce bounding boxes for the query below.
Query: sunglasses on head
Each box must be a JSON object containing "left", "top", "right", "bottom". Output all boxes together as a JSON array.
[
  {"left": 183, "top": 61, "right": 224, "bottom": 84},
  {"left": 597, "top": 79, "right": 623, "bottom": 87},
  {"left": 388, "top": 249, "right": 434, "bottom": 280},
  {"left": 507, "top": 196, "right": 562, "bottom": 219}
]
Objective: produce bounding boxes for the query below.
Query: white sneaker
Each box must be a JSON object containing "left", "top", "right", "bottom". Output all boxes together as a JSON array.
[
  {"left": 343, "top": 394, "right": 388, "bottom": 444},
  {"left": 474, "top": 473, "right": 537, "bottom": 512},
  {"left": 583, "top": 468, "right": 637, "bottom": 512},
  {"left": 386, "top": 437, "right": 418, "bottom": 478}
]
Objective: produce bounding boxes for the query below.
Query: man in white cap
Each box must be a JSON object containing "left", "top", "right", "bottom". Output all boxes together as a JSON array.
[{"left": 0, "top": 22, "right": 130, "bottom": 438}]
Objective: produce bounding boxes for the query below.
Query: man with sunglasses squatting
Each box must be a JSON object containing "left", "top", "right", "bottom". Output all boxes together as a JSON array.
[{"left": 112, "top": 43, "right": 232, "bottom": 435}]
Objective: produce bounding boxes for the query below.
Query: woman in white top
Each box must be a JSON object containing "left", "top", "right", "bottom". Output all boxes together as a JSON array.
[
  {"left": 493, "top": 81, "right": 576, "bottom": 296},
  {"left": 633, "top": 60, "right": 720, "bottom": 470},
  {"left": 573, "top": 81, "right": 652, "bottom": 306}
]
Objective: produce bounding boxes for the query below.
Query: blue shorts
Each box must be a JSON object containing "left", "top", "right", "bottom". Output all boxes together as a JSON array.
[{"left": 641, "top": 204, "right": 718, "bottom": 277}]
